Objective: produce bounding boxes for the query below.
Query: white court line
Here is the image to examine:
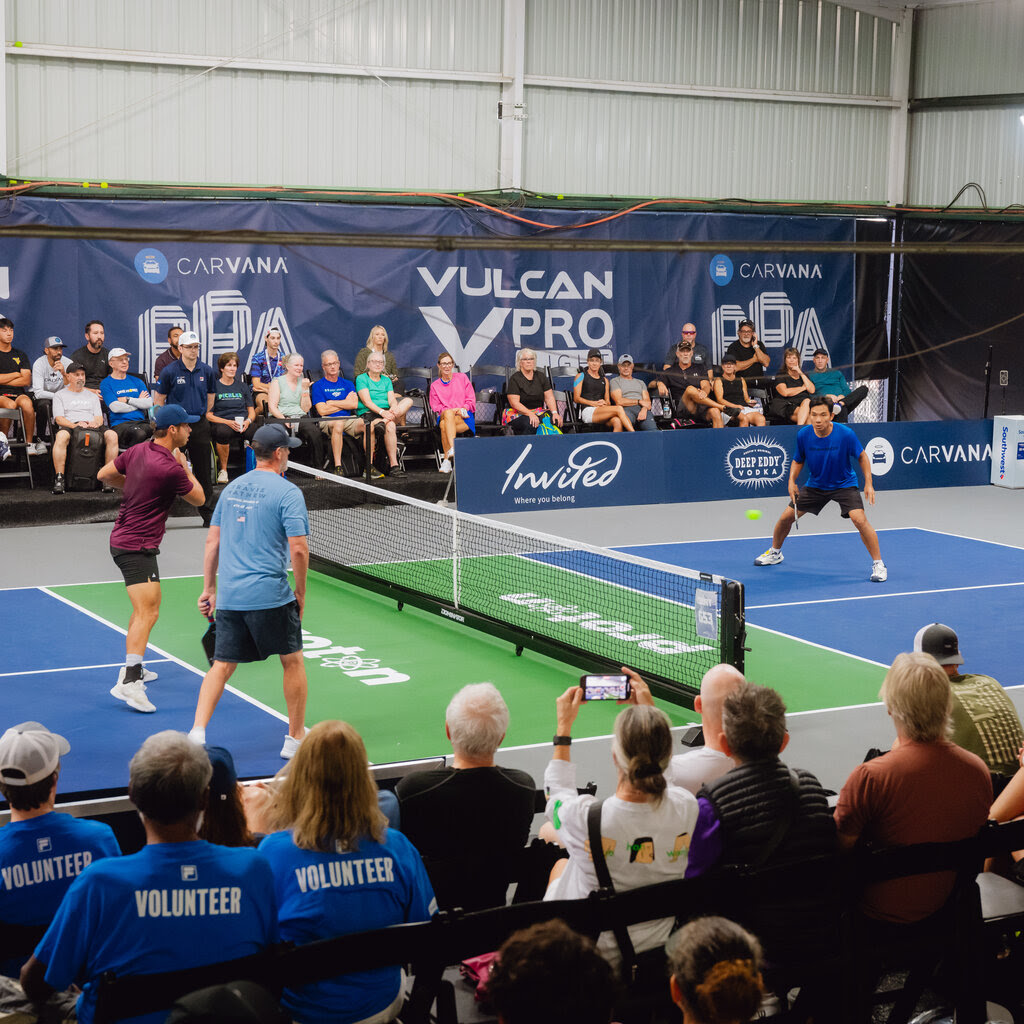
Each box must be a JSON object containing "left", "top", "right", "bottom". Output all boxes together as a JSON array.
[
  {"left": 38, "top": 587, "right": 288, "bottom": 724},
  {"left": 0, "top": 658, "right": 173, "bottom": 679},
  {"left": 749, "top": 580, "right": 1024, "bottom": 610},
  {"left": 746, "top": 620, "right": 889, "bottom": 667},
  {"left": 0, "top": 574, "right": 202, "bottom": 593},
  {"left": 913, "top": 527, "right": 1024, "bottom": 552},
  {"left": 619, "top": 528, "right": 854, "bottom": 550}
]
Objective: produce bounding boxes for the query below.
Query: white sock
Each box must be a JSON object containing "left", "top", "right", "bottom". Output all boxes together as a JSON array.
[
  {"left": 188, "top": 727, "right": 206, "bottom": 745},
  {"left": 126, "top": 653, "right": 143, "bottom": 667}
]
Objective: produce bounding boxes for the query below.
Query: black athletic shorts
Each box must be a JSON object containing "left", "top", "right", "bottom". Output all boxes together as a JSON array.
[
  {"left": 111, "top": 546, "right": 160, "bottom": 586},
  {"left": 796, "top": 486, "right": 864, "bottom": 519},
  {"left": 214, "top": 601, "right": 303, "bottom": 664}
]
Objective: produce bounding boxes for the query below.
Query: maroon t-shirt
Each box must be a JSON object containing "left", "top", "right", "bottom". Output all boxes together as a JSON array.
[{"left": 109, "top": 442, "right": 193, "bottom": 551}]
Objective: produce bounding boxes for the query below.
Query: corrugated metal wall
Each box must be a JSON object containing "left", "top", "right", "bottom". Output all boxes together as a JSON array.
[
  {"left": 906, "top": 0, "right": 1024, "bottom": 209},
  {"left": 2, "top": 0, "right": 1021, "bottom": 207}
]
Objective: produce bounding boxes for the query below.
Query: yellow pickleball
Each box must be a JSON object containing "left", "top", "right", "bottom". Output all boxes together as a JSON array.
[{"left": 746, "top": 509, "right": 762, "bottom": 521}]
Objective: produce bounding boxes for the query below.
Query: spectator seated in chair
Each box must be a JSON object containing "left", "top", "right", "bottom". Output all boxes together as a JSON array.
[
  {"left": 68, "top": 319, "right": 111, "bottom": 395},
  {"left": 767, "top": 347, "right": 814, "bottom": 425},
  {"left": 656, "top": 341, "right": 725, "bottom": 427},
  {"left": 21, "top": 731, "right": 279, "bottom": 1024},
  {"left": 807, "top": 347, "right": 870, "bottom": 423},
  {"left": 249, "top": 328, "right": 287, "bottom": 416},
  {"left": 503, "top": 348, "right": 563, "bottom": 435},
  {"left": 428, "top": 351, "right": 476, "bottom": 473},
  {"left": 713, "top": 355, "right": 766, "bottom": 427},
  {"left": 207, "top": 351, "right": 257, "bottom": 483},
  {"left": 267, "top": 353, "right": 325, "bottom": 468},
  {"left": 610, "top": 353, "right": 658, "bottom": 431},
  {"left": 573, "top": 348, "right": 635, "bottom": 432},
  {"left": 0, "top": 317, "right": 44, "bottom": 455},
  {"left": 310, "top": 349, "right": 364, "bottom": 476},
  {"left": 100, "top": 347, "right": 154, "bottom": 449},
  {"left": 153, "top": 324, "right": 185, "bottom": 379},
  {"left": 50, "top": 362, "right": 118, "bottom": 494},
  {"left": 356, "top": 351, "right": 411, "bottom": 478},
  {"left": 395, "top": 683, "right": 536, "bottom": 912},
  {"left": 30, "top": 335, "right": 71, "bottom": 448},
  {"left": 0, "top": 722, "right": 120, "bottom": 982}
]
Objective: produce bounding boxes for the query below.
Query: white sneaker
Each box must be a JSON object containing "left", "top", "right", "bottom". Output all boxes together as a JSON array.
[
  {"left": 870, "top": 560, "right": 888, "bottom": 583},
  {"left": 445, "top": 448, "right": 454, "bottom": 459},
  {"left": 217, "top": 469, "right": 228, "bottom": 483},
  {"left": 110, "top": 679, "right": 156, "bottom": 713},
  {"left": 439, "top": 458, "right": 452, "bottom": 474},
  {"left": 280, "top": 732, "right": 305, "bottom": 759},
  {"left": 754, "top": 548, "right": 784, "bottom": 566},
  {"left": 30, "top": 441, "right": 48, "bottom": 455}
]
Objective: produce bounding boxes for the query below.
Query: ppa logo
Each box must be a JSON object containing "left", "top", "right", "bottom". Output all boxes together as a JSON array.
[
  {"left": 724, "top": 436, "right": 788, "bottom": 489},
  {"left": 134, "top": 248, "right": 168, "bottom": 284},
  {"left": 865, "top": 437, "right": 895, "bottom": 476},
  {"left": 709, "top": 254, "right": 734, "bottom": 286}
]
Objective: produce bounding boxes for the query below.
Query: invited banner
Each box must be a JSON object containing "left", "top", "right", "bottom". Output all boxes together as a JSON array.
[
  {"left": 0, "top": 198, "right": 853, "bottom": 379},
  {"left": 455, "top": 420, "right": 994, "bottom": 514}
]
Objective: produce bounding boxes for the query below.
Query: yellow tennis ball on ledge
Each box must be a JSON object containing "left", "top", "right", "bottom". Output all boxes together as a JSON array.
[{"left": 746, "top": 509, "right": 762, "bottom": 521}]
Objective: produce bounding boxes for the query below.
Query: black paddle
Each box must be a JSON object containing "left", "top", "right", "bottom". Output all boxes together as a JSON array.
[{"left": 201, "top": 614, "right": 216, "bottom": 666}]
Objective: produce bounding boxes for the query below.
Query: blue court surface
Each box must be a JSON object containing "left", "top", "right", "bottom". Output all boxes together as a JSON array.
[
  {"left": 1, "top": 587, "right": 289, "bottom": 797},
  {"left": 618, "top": 528, "right": 1024, "bottom": 686}
]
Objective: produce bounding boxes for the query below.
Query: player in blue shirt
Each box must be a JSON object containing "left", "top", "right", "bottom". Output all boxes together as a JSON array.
[{"left": 754, "top": 396, "right": 886, "bottom": 582}]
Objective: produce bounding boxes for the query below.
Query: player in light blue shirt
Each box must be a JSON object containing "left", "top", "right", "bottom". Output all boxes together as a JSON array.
[
  {"left": 189, "top": 422, "right": 311, "bottom": 759},
  {"left": 754, "top": 396, "right": 886, "bottom": 582}
]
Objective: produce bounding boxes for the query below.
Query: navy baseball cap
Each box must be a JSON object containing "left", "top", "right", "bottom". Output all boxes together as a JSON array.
[
  {"left": 253, "top": 423, "right": 302, "bottom": 449},
  {"left": 154, "top": 404, "right": 200, "bottom": 428}
]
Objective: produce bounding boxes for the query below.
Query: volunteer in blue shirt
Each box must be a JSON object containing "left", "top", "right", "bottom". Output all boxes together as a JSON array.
[
  {"left": 754, "top": 396, "right": 886, "bottom": 582},
  {"left": 21, "top": 732, "right": 278, "bottom": 1024},
  {"left": 154, "top": 330, "right": 216, "bottom": 526},
  {"left": 0, "top": 722, "right": 120, "bottom": 979},
  {"left": 258, "top": 720, "right": 437, "bottom": 1024}
]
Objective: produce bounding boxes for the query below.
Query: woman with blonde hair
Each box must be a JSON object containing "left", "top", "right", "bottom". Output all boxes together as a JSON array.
[
  {"left": 267, "top": 352, "right": 323, "bottom": 465},
  {"left": 666, "top": 916, "right": 764, "bottom": 1024},
  {"left": 541, "top": 670, "right": 700, "bottom": 965},
  {"left": 258, "top": 721, "right": 436, "bottom": 1024},
  {"left": 353, "top": 324, "right": 400, "bottom": 380}
]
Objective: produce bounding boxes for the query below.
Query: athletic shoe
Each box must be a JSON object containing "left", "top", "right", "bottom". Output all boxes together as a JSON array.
[
  {"left": 115, "top": 665, "right": 158, "bottom": 686},
  {"left": 110, "top": 679, "right": 156, "bottom": 713},
  {"left": 439, "top": 458, "right": 452, "bottom": 474},
  {"left": 217, "top": 469, "right": 228, "bottom": 483},
  {"left": 51, "top": 473, "right": 65, "bottom": 495},
  {"left": 334, "top": 465, "right": 344, "bottom": 476},
  {"left": 754, "top": 548, "right": 784, "bottom": 566},
  {"left": 101, "top": 484, "right": 116, "bottom": 493},
  {"left": 870, "top": 560, "right": 888, "bottom": 583},
  {"left": 389, "top": 466, "right": 407, "bottom": 478},
  {"left": 30, "top": 441, "right": 48, "bottom": 455},
  {"left": 370, "top": 467, "right": 386, "bottom": 480},
  {"left": 280, "top": 732, "right": 305, "bottom": 759}
]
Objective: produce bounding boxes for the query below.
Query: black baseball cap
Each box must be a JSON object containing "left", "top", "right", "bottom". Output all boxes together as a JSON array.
[
  {"left": 738, "top": 319, "right": 755, "bottom": 330},
  {"left": 913, "top": 623, "right": 963, "bottom": 666},
  {"left": 813, "top": 348, "right": 829, "bottom": 357},
  {"left": 586, "top": 348, "right": 603, "bottom": 360},
  {"left": 66, "top": 361, "right": 86, "bottom": 374}
]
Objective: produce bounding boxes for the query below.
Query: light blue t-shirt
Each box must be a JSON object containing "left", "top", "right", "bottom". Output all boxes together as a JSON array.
[
  {"left": 211, "top": 469, "right": 310, "bottom": 610},
  {"left": 794, "top": 422, "right": 862, "bottom": 490},
  {"left": 0, "top": 812, "right": 121, "bottom": 978},
  {"left": 258, "top": 828, "right": 436, "bottom": 1024},
  {"left": 35, "top": 841, "right": 278, "bottom": 1024}
]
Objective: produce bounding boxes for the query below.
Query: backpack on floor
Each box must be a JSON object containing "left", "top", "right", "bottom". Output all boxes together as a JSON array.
[
  {"left": 66, "top": 427, "right": 105, "bottom": 491},
  {"left": 339, "top": 432, "right": 365, "bottom": 477}
]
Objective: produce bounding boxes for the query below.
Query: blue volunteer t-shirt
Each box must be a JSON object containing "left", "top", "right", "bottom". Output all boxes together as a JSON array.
[
  {"left": 310, "top": 376, "right": 356, "bottom": 417},
  {"left": 100, "top": 376, "right": 149, "bottom": 425},
  {"left": 258, "top": 828, "right": 436, "bottom": 1024},
  {"left": 211, "top": 469, "right": 310, "bottom": 610},
  {"left": 35, "top": 841, "right": 278, "bottom": 1024},
  {"left": 0, "top": 812, "right": 121, "bottom": 978},
  {"left": 794, "top": 422, "right": 862, "bottom": 490}
]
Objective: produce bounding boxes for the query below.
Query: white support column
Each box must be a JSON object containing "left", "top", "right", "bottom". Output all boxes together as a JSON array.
[
  {"left": 498, "top": 0, "right": 526, "bottom": 191},
  {"left": 0, "top": 3, "right": 7, "bottom": 177},
  {"left": 887, "top": 8, "right": 914, "bottom": 208}
]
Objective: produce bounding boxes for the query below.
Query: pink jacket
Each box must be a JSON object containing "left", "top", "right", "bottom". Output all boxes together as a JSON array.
[{"left": 429, "top": 373, "right": 476, "bottom": 415}]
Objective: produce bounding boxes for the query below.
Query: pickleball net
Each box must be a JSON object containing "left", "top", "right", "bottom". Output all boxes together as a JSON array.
[{"left": 290, "top": 464, "right": 745, "bottom": 705}]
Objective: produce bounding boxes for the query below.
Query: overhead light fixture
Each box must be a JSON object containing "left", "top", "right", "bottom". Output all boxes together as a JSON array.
[{"left": 1020, "top": 114, "right": 1024, "bottom": 127}]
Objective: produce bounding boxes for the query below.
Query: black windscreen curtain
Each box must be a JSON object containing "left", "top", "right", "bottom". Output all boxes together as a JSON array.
[{"left": 896, "top": 219, "right": 1024, "bottom": 421}]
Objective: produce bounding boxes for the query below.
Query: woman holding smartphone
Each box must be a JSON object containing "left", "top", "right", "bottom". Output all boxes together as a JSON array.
[{"left": 540, "top": 668, "right": 700, "bottom": 967}]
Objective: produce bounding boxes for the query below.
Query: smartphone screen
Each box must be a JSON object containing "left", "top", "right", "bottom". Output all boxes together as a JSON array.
[{"left": 580, "top": 674, "right": 631, "bottom": 701}]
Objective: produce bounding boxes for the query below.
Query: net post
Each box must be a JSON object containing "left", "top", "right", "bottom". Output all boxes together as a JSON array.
[
  {"left": 720, "top": 580, "right": 746, "bottom": 673},
  {"left": 451, "top": 509, "right": 461, "bottom": 610}
]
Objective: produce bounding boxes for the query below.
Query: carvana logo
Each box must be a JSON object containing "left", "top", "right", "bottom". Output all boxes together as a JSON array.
[
  {"left": 709, "top": 254, "right": 734, "bottom": 286},
  {"left": 135, "top": 248, "right": 168, "bottom": 284},
  {"left": 865, "top": 437, "right": 895, "bottom": 476}
]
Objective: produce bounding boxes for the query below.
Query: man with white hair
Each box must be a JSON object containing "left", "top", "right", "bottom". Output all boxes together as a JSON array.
[
  {"left": 664, "top": 663, "right": 743, "bottom": 793},
  {"left": 21, "top": 732, "right": 278, "bottom": 1024},
  {"left": 396, "top": 683, "right": 536, "bottom": 911}
]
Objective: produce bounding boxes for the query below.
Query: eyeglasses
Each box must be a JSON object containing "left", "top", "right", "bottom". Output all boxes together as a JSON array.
[
  {"left": 180, "top": 344, "right": 199, "bottom": 350},
  {"left": 439, "top": 361, "right": 454, "bottom": 367}
]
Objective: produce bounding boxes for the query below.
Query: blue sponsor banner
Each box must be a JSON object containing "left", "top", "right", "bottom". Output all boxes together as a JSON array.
[
  {"left": 0, "top": 198, "right": 853, "bottom": 381},
  {"left": 456, "top": 420, "right": 994, "bottom": 514}
]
